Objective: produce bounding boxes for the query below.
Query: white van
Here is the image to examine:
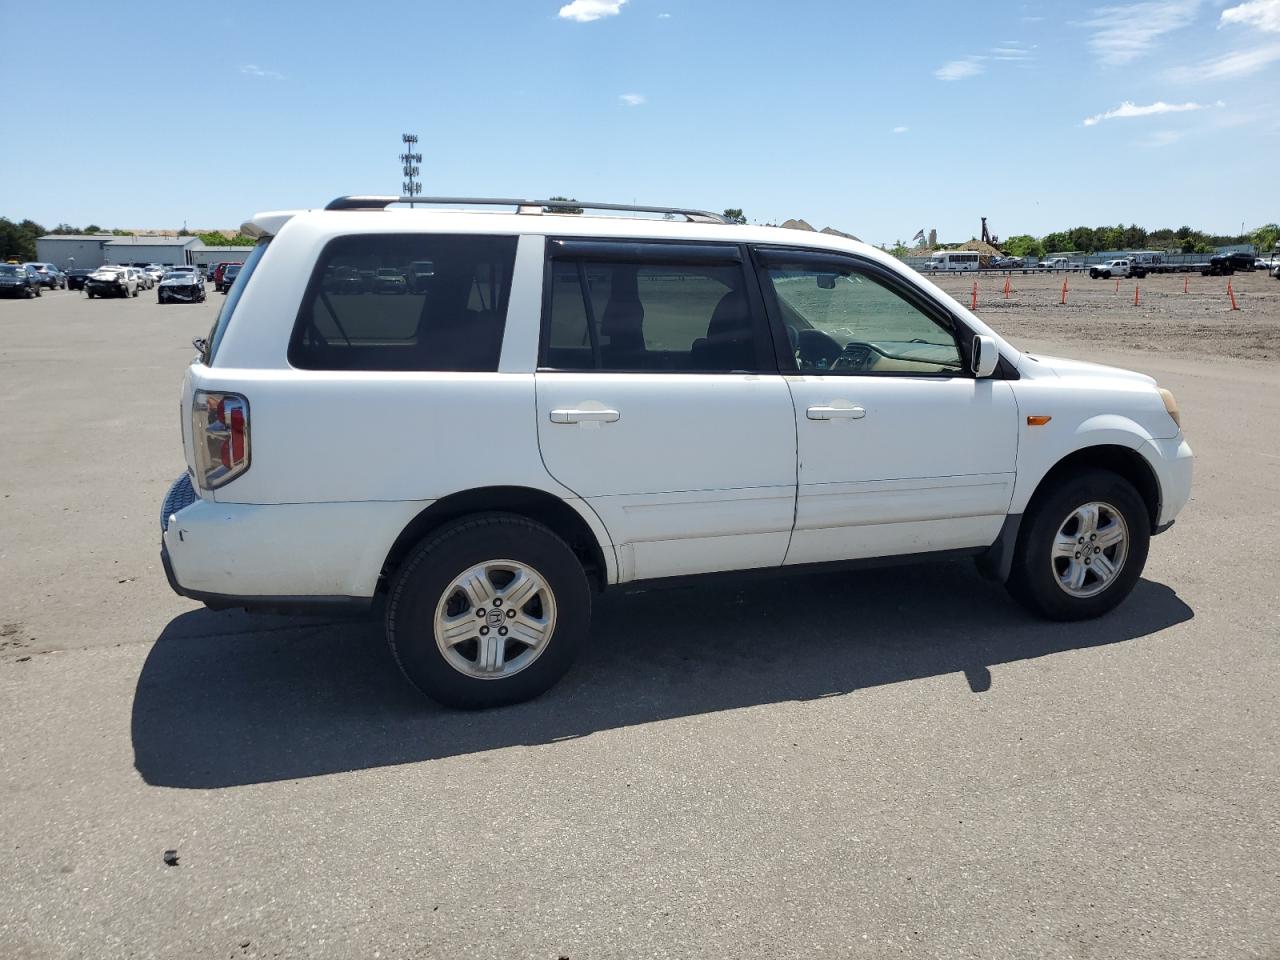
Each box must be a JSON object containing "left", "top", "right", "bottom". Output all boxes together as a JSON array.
[{"left": 928, "top": 251, "right": 980, "bottom": 272}]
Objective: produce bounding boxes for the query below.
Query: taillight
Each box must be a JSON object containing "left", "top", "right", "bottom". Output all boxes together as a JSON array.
[{"left": 192, "top": 390, "right": 250, "bottom": 490}]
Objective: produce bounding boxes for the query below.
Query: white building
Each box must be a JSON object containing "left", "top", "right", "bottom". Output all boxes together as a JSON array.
[
  {"left": 103, "top": 236, "right": 199, "bottom": 267},
  {"left": 35, "top": 234, "right": 117, "bottom": 270},
  {"left": 189, "top": 244, "right": 253, "bottom": 272}
]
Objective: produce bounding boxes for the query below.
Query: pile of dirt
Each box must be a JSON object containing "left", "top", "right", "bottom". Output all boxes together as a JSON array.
[{"left": 779, "top": 219, "right": 861, "bottom": 242}]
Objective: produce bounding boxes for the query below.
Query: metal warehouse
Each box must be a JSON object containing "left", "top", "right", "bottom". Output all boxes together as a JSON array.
[
  {"left": 34, "top": 234, "right": 117, "bottom": 271},
  {"left": 103, "top": 236, "right": 198, "bottom": 267},
  {"left": 189, "top": 245, "right": 251, "bottom": 271}
]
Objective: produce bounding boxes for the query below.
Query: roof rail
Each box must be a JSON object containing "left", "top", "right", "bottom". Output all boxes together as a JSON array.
[{"left": 323, "top": 195, "right": 728, "bottom": 223}]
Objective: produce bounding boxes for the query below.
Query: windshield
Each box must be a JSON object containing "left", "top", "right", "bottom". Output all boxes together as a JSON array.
[
  {"left": 224, "top": 265, "right": 241, "bottom": 277},
  {"left": 0, "top": 265, "right": 20, "bottom": 276}
]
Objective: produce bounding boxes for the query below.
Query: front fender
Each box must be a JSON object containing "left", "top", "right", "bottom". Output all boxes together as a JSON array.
[{"left": 1008, "top": 415, "right": 1159, "bottom": 515}]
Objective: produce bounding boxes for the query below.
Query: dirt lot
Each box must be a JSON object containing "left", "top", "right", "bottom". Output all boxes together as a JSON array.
[
  {"left": 1, "top": 283, "right": 1278, "bottom": 959},
  {"left": 930, "top": 268, "right": 1280, "bottom": 360}
]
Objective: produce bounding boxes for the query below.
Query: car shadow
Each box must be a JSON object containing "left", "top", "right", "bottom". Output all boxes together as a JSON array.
[{"left": 131, "top": 562, "right": 1193, "bottom": 789}]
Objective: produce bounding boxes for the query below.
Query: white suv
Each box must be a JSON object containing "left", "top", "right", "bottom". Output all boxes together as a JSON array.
[{"left": 161, "top": 196, "right": 1193, "bottom": 708}]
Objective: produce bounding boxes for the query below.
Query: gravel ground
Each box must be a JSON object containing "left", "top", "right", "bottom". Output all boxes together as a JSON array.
[
  {"left": 930, "top": 269, "right": 1280, "bottom": 361},
  {"left": 0, "top": 284, "right": 1277, "bottom": 960}
]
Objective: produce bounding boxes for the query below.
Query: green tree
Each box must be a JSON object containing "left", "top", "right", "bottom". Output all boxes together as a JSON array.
[
  {"left": 197, "top": 231, "right": 255, "bottom": 247},
  {"left": 83, "top": 224, "right": 102, "bottom": 234},
  {"left": 722, "top": 208, "right": 746, "bottom": 224},
  {"left": 545, "top": 196, "right": 583, "bottom": 214},
  {"left": 887, "top": 239, "right": 909, "bottom": 259},
  {"left": 1002, "top": 234, "right": 1044, "bottom": 259}
]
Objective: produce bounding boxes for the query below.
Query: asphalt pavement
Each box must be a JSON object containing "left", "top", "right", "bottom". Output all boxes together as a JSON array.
[{"left": 1, "top": 287, "right": 1277, "bottom": 959}]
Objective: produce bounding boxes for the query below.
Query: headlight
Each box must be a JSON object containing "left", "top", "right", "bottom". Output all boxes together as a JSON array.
[{"left": 1158, "top": 388, "right": 1181, "bottom": 428}]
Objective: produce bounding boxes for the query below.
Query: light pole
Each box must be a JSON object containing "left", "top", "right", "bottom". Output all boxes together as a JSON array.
[{"left": 400, "top": 134, "right": 422, "bottom": 207}]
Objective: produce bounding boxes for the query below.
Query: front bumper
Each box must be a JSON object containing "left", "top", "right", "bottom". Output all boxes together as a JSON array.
[{"left": 1142, "top": 435, "right": 1194, "bottom": 530}]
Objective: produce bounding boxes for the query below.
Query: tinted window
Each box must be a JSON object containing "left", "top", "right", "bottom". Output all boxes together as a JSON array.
[
  {"left": 289, "top": 234, "right": 516, "bottom": 372},
  {"left": 763, "top": 260, "right": 962, "bottom": 375},
  {"left": 542, "top": 256, "right": 765, "bottom": 372}
]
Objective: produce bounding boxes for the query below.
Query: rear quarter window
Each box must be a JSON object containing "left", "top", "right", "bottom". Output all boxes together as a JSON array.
[
  {"left": 205, "top": 238, "right": 270, "bottom": 364},
  {"left": 288, "top": 234, "right": 517, "bottom": 372}
]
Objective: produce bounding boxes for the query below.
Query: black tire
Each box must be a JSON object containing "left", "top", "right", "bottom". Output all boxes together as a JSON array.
[
  {"left": 386, "top": 514, "right": 592, "bottom": 709},
  {"left": 1006, "top": 468, "right": 1150, "bottom": 621}
]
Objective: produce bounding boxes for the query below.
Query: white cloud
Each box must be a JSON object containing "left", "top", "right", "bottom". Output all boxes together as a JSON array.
[
  {"left": 1220, "top": 0, "right": 1280, "bottom": 33},
  {"left": 240, "top": 64, "right": 282, "bottom": 79},
  {"left": 1080, "top": 0, "right": 1201, "bottom": 65},
  {"left": 935, "top": 58, "right": 985, "bottom": 80},
  {"left": 1082, "top": 99, "right": 1216, "bottom": 125},
  {"left": 1169, "top": 42, "right": 1280, "bottom": 79},
  {"left": 619, "top": 92, "right": 645, "bottom": 106},
  {"left": 658, "top": 11, "right": 671, "bottom": 17},
  {"left": 892, "top": 126, "right": 909, "bottom": 134},
  {"left": 558, "top": 0, "right": 626, "bottom": 22}
]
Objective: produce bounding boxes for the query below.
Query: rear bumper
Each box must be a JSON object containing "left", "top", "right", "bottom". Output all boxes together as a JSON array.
[{"left": 159, "top": 474, "right": 427, "bottom": 611}]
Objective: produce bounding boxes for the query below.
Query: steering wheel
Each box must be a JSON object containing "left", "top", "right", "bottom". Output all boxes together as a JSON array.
[{"left": 831, "top": 341, "right": 876, "bottom": 372}]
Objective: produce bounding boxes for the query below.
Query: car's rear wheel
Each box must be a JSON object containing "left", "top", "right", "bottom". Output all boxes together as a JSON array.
[
  {"left": 1006, "top": 468, "right": 1150, "bottom": 621},
  {"left": 386, "top": 514, "right": 592, "bottom": 709}
]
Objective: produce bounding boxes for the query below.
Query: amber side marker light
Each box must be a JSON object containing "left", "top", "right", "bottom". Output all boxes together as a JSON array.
[{"left": 1027, "top": 415, "right": 1053, "bottom": 426}]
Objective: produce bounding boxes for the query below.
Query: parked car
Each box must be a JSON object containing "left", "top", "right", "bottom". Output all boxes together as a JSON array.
[
  {"left": 85, "top": 266, "right": 138, "bottom": 298},
  {"left": 0, "top": 263, "right": 43, "bottom": 298},
  {"left": 218, "top": 262, "right": 243, "bottom": 294},
  {"left": 1088, "top": 259, "right": 1146, "bottom": 279},
  {"left": 1201, "top": 252, "right": 1255, "bottom": 276},
  {"left": 1272, "top": 262, "right": 1280, "bottom": 279},
  {"left": 24, "top": 262, "right": 67, "bottom": 289},
  {"left": 991, "top": 256, "right": 1024, "bottom": 269},
  {"left": 158, "top": 195, "right": 1194, "bottom": 710},
  {"left": 373, "top": 266, "right": 407, "bottom": 294},
  {"left": 158, "top": 267, "right": 206, "bottom": 303},
  {"left": 144, "top": 264, "right": 166, "bottom": 284},
  {"left": 132, "top": 266, "right": 154, "bottom": 290},
  {"left": 65, "top": 268, "right": 94, "bottom": 291},
  {"left": 213, "top": 261, "right": 243, "bottom": 292}
]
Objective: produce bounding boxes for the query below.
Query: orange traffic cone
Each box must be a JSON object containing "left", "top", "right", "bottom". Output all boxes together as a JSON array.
[
  {"left": 1183, "top": 275, "right": 1189, "bottom": 294},
  {"left": 1228, "top": 279, "right": 1239, "bottom": 311},
  {"left": 1060, "top": 278, "right": 1068, "bottom": 305},
  {"left": 1133, "top": 284, "right": 1140, "bottom": 306},
  {"left": 971, "top": 280, "right": 977, "bottom": 311},
  {"left": 1003, "top": 277, "right": 1011, "bottom": 299},
  {"left": 1115, "top": 276, "right": 1119, "bottom": 294}
]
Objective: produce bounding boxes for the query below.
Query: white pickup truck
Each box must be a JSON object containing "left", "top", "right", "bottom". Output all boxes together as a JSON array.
[{"left": 1089, "top": 259, "right": 1146, "bottom": 280}]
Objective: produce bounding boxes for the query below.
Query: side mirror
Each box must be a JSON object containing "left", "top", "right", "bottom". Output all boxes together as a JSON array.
[
  {"left": 816, "top": 274, "right": 837, "bottom": 289},
  {"left": 971, "top": 334, "right": 999, "bottom": 378}
]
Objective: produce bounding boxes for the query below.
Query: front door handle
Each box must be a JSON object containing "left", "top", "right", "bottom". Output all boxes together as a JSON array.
[
  {"left": 807, "top": 403, "right": 866, "bottom": 421},
  {"left": 550, "top": 407, "right": 620, "bottom": 424}
]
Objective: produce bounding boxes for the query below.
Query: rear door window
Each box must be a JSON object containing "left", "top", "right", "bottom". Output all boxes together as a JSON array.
[
  {"left": 541, "top": 241, "right": 771, "bottom": 373},
  {"left": 289, "top": 234, "right": 517, "bottom": 372}
]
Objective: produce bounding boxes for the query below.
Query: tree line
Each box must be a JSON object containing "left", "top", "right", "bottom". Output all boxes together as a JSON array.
[
  {"left": 0, "top": 217, "right": 255, "bottom": 262},
  {"left": 886, "top": 222, "right": 1279, "bottom": 260}
]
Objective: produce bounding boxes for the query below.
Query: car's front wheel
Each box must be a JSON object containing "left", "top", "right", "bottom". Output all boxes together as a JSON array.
[
  {"left": 386, "top": 514, "right": 592, "bottom": 709},
  {"left": 1006, "top": 468, "right": 1150, "bottom": 621}
]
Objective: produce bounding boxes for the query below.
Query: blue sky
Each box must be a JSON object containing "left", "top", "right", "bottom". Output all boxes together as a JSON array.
[{"left": 2, "top": 0, "right": 1277, "bottom": 245}]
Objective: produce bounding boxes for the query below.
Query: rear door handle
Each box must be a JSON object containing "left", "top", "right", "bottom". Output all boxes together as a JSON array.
[
  {"left": 550, "top": 408, "right": 620, "bottom": 424},
  {"left": 807, "top": 403, "right": 866, "bottom": 421}
]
